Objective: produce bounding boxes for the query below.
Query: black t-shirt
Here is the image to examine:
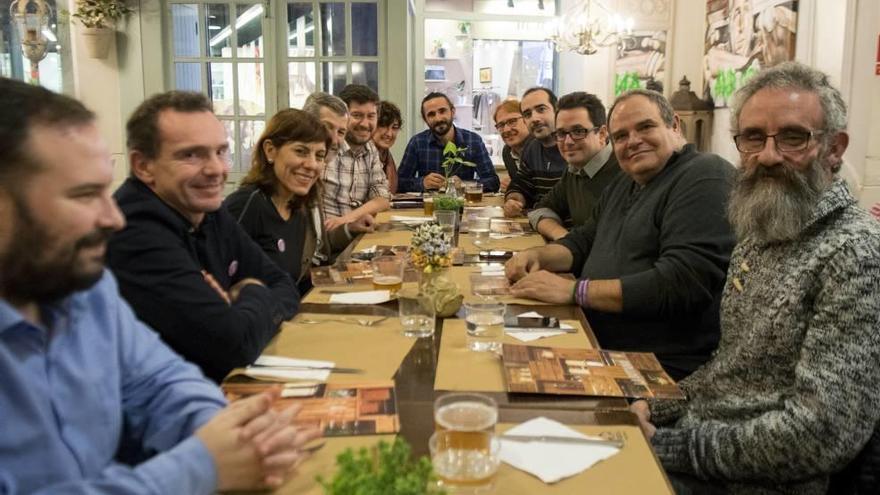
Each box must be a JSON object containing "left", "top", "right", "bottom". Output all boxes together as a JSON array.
[{"left": 224, "top": 186, "right": 307, "bottom": 284}]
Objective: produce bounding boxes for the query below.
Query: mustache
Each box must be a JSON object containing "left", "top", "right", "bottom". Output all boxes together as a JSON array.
[{"left": 76, "top": 228, "right": 115, "bottom": 250}]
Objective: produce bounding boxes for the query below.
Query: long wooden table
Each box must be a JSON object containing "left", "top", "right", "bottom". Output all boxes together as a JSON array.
[{"left": 251, "top": 203, "right": 674, "bottom": 493}]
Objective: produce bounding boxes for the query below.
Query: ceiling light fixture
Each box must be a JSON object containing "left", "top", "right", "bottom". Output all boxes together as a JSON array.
[{"left": 547, "top": 0, "right": 633, "bottom": 55}]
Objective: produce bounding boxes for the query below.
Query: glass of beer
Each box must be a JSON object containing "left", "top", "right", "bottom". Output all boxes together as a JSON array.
[
  {"left": 465, "top": 183, "right": 483, "bottom": 205},
  {"left": 371, "top": 256, "right": 404, "bottom": 294},
  {"left": 464, "top": 300, "right": 505, "bottom": 353},
  {"left": 431, "top": 393, "right": 500, "bottom": 493},
  {"left": 423, "top": 196, "right": 435, "bottom": 216}
]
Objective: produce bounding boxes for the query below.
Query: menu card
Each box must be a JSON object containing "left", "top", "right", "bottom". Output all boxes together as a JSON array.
[
  {"left": 501, "top": 344, "right": 684, "bottom": 399},
  {"left": 222, "top": 380, "right": 401, "bottom": 436}
]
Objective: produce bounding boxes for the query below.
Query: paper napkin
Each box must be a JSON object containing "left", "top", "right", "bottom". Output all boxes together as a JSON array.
[
  {"left": 328, "top": 290, "right": 393, "bottom": 304},
  {"left": 389, "top": 215, "right": 432, "bottom": 225},
  {"left": 243, "top": 355, "right": 334, "bottom": 382},
  {"left": 500, "top": 417, "right": 621, "bottom": 483},
  {"left": 505, "top": 311, "right": 573, "bottom": 342}
]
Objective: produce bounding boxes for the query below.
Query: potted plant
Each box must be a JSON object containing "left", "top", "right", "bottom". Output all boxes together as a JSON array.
[
  {"left": 318, "top": 438, "right": 445, "bottom": 495},
  {"left": 440, "top": 141, "right": 476, "bottom": 195},
  {"left": 70, "top": 0, "right": 132, "bottom": 58}
]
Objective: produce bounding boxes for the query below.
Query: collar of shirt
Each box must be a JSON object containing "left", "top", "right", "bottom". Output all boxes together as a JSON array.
[
  {"left": 0, "top": 284, "right": 77, "bottom": 336},
  {"left": 568, "top": 143, "right": 612, "bottom": 178}
]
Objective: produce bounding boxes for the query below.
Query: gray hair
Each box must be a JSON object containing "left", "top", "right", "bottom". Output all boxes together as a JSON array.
[
  {"left": 729, "top": 62, "right": 847, "bottom": 136},
  {"left": 607, "top": 89, "right": 675, "bottom": 129},
  {"left": 302, "top": 92, "right": 348, "bottom": 119}
]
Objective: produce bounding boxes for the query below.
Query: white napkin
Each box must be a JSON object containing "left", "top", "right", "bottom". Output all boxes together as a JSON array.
[
  {"left": 505, "top": 311, "right": 573, "bottom": 342},
  {"left": 500, "top": 417, "right": 621, "bottom": 483},
  {"left": 389, "top": 215, "right": 432, "bottom": 225},
  {"left": 243, "top": 355, "right": 334, "bottom": 382},
  {"left": 329, "top": 290, "right": 393, "bottom": 304},
  {"left": 480, "top": 264, "right": 506, "bottom": 275}
]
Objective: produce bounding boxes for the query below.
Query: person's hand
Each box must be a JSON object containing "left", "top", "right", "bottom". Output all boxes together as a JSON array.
[
  {"left": 202, "top": 270, "right": 230, "bottom": 304},
  {"left": 504, "top": 250, "right": 541, "bottom": 281},
  {"left": 240, "top": 402, "right": 323, "bottom": 487},
  {"left": 324, "top": 214, "right": 350, "bottom": 232},
  {"left": 509, "top": 270, "right": 575, "bottom": 304},
  {"left": 229, "top": 277, "right": 265, "bottom": 302},
  {"left": 499, "top": 176, "right": 511, "bottom": 193},
  {"left": 630, "top": 400, "right": 656, "bottom": 440},
  {"left": 347, "top": 214, "right": 376, "bottom": 233},
  {"left": 196, "top": 390, "right": 285, "bottom": 491},
  {"left": 503, "top": 198, "right": 524, "bottom": 218},
  {"left": 422, "top": 172, "right": 446, "bottom": 190}
]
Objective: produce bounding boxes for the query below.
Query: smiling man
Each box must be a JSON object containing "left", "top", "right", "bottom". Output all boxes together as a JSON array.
[
  {"left": 320, "top": 84, "right": 391, "bottom": 231},
  {"left": 632, "top": 62, "right": 880, "bottom": 495},
  {"left": 527, "top": 92, "right": 621, "bottom": 241},
  {"left": 492, "top": 99, "right": 531, "bottom": 192},
  {"left": 108, "top": 91, "right": 299, "bottom": 383},
  {"left": 506, "top": 89, "right": 735, "bottom": 380},
  {"left": 397, "top": 92, "right": 499, "bottom": 193}
]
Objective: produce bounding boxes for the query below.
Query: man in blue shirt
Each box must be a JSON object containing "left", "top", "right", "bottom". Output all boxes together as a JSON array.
[
  {"left": 397, "top": 92, "right": 500, "bottom": 193},
  {"left": 0, "top": 78, "right": 319, "bottom": 493}
]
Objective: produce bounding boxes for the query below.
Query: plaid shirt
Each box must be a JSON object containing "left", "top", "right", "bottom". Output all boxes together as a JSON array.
[
  {"left": 321, "top": 140, "right": 391, "bottom": 218},
  {"left": 397, "top": 126, "right": 500, "bottom": 193}
]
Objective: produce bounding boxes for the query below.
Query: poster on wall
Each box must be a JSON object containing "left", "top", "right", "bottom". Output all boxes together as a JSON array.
[
  {"left": 703, "top": 0, "right": 798, "bottom": 107},
  {"left": 613, "top": 31, "right": 667, "bottom": 96}
]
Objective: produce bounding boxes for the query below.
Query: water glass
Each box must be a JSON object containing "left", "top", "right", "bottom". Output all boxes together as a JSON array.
[
  {"left": 464, "top": 300, "right": 505, "bottom": 353},
  {"left": 371, "top": 256, "right": 404, "bottom": 294},
  {"left": 434, "top": 210, "right": 458, "bottom": 246},
  {"left": 469, "top": 216, "right": 491, "bottom": 247},
  {"left": 397, "top": 287, "right": 435, "bottom": 338}
]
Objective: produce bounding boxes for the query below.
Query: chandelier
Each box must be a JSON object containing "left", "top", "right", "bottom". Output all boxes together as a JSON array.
[{"left": 547, "top": 0, "right": 633, "bottom": 55}]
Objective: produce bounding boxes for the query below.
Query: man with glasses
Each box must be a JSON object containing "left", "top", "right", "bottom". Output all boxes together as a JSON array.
[
  {"left": 503, "top": 87, "right": 568, "bottom": 217},
  {"left": 397, "top": 92, "right": 500, "bottom": 193},
  {"left": 506, "top": 89, "right": 735, "bottom": 381},
  {"left": 321, "top": 84, "right": 391, "bottom": 231},
  {"left": 631, "top": 62, "right": 880, "bottom": 494},
  {"left": 527, "top": 92, "right": 621, "bottom": 241},
  {"left": 492, "top": 99, "right": 531, "bottom": 192}
]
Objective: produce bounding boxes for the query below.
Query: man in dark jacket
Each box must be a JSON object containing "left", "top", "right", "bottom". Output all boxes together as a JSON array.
[
  {"left": 506, "top": 89, "right": 735, "bottom": 380},
  {"left": 108, "top": 91, "right": 299, "bottom": 382}
]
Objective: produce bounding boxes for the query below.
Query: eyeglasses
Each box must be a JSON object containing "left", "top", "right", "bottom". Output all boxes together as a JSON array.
[
  {"left": 494, "top": 116, "right": 523, "bottom": 131},
  {"left": 552, "top": 127, "right": 600, "bottom": 142},
  {"left": 733, "top": 129, "right": 824, "bottom": 153}
]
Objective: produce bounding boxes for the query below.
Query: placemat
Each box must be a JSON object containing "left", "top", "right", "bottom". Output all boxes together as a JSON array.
[
  {"left": 272, "top": 435, "right": 396, "bottom": 495},
  {"left": 493, "top": 424, "right": 673, "bottom": 494},
  {"left": 457, "top": 232, "right": 546, "bottom": 255},
  {"left": 353, "top": 230, "right": 413, "bottom": 252},
  {"left": 444, "top": 266, "right": 553, "bottom": 306},
  {"left": 263, "top": 313, "right": 417, "bottom": 384},
  {"left": 434, "top": 319, "right": 592, "bottom": 392}
]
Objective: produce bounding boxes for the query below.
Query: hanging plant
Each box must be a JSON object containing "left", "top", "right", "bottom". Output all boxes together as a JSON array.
[{"left": 71, "top": 0, "right": 132, "bottom": 29}]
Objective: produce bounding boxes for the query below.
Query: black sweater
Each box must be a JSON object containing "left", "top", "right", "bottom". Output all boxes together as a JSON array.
[
  {"left": 108, "top": 178, "right": 299, "bottom": 382},
  {"left": 558, "top": 145, "right": 735, "bottom": 379}
]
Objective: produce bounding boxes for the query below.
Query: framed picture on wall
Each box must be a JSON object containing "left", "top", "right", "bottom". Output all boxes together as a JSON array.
[
  {"left": 479, "top": 67, "right": 492, "bottom": 84},
  {"left": 612, "top": 31, "right": 668, "bottom": 97},
  {"left": 703, "top": 0, "right": 799, "bottom": 107}
]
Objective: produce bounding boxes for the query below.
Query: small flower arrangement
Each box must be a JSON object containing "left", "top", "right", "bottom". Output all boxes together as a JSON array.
[{"left": 410, "top": 222, "right": 452, "bottom": 273}]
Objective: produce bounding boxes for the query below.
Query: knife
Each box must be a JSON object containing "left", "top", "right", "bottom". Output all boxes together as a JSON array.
[
  {"left": 504, "top": 326, "right": 578, "bottom": 334},
  {"left": 247, "top": 365, "right": 365, "bottom": 374},
  {"left": 502, "top": 434, "right": 623, "bottom": 448}
]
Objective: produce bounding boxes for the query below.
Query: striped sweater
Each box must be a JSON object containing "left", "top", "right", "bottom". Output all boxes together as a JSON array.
[
  {"left": 505, "top": 138, "right": 567, "bottom": 208},
  {"left": 649, "top": 178, "right": 880, "bottom": 494}
]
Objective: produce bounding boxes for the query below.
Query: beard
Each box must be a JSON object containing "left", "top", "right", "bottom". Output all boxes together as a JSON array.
[
  {"left": 431, "top": 119, "right": 452, "bottom": 137},
  {"left": 0, "top": 196, "right": 112, "bottom": 304},
  {"left": 728, "top": 155, "right": 832, "bottom": 245}
]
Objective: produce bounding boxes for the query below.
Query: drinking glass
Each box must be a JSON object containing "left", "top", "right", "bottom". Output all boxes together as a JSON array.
[
  {"left": 430, "top": 430, "right": 501, "bottom": 494},
  {"left": 371, "top": 256, "right": 404, "bottom": 294},
  {"left": 434, "top": 210, "right": 458, "bottom": 246},
  {"left": 397, "top": 287, "right": 435, "bottom": 338},
  {"left": 469, "top": 216, "right": 491, "bottom": 247},
  {"left": 464, "top": 300, "right": 505, "bottom": 353},
  {"left": 423, "top": 196, "right": 435, "bottom": 216},
  {"left": 465, "top": 183, "right": 483, "bottom": 205}
]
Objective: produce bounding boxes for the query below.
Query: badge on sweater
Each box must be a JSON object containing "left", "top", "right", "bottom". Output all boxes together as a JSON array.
[
  {"left": 228, "top": 260, "right": 238, "bottom": 277},
  {"left": 277, "top": 239, "right": 286, "bottom": 252}
]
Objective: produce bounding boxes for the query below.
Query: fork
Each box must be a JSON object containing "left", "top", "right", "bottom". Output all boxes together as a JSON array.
[{"left": 298, "top": 316, "right": 391, "bottom": 327}]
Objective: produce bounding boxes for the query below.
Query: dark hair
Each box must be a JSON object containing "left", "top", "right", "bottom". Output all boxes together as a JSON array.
[
  {"left": 522, "top": 87, "right": 558, "bottom": 111},
  {"left": 126, "top": 91, "right": 214, "bottom": 159},
  {"left": 607, "top": 89, "right": 675, "bottom": 129},
  {"left": 338, "top": 84, "right": 380, "bottom": 107},
  {"left": 556, "top": 92, "right": 607, "bottom": 127},
  {"left": 377, "top": 100, "right": 403, "bottom": 127},
  {"left": 420, "top": 92, "right": 454, "bottom": 119},
  {"left": 0, "top": 77, "right": 95, "bottom": 186},
  {"left": 240, "top": 108, "right": 331, "bottom": 210}
]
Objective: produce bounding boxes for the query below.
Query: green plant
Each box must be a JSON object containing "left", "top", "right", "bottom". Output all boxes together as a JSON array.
[
  {"left": 317, "top": 438, "right": 445, "bottom": 495},
  {"left": 433, "top": 195, "right": 464, "bottom": 212},
  {"left": 440, "top": 141, "right": 476, "bottom": 184},
  {"left": 71, "top": 0, "right": 132, "bottom": 28}
]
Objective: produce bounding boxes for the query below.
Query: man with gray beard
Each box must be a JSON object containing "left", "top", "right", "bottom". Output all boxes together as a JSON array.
[{"left": 630, "top": 62, "right": 880, "bottom": 494}]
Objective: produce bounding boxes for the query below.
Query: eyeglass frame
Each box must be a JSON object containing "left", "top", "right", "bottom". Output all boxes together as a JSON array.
[
  {"left": 733, "top": 129, "right": 825, "bottom": 153},
  {"left": 552, "top": 126, "right": 601, "bottom": 142},
  {"left": 494, "top": 116, "right": 524, "bottom": 132}
]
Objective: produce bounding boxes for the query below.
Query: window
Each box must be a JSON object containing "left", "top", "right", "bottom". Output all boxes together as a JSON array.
[{"left": 165, "top": 0, "right": 383, "bottom": 176}]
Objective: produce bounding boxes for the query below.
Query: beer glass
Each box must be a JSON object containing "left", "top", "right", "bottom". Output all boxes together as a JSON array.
[
  {"left": 465, "top": 183, "right": 483, "bottom": 205},
  {"left": 431, "top": 393, "right": 500, "bottom": 493},
  {"left": 423, "top": 196, "right": 435, "bottom": 216},
  {"left": 371, "top": 256, "right": 404, "bottom": 294}
]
